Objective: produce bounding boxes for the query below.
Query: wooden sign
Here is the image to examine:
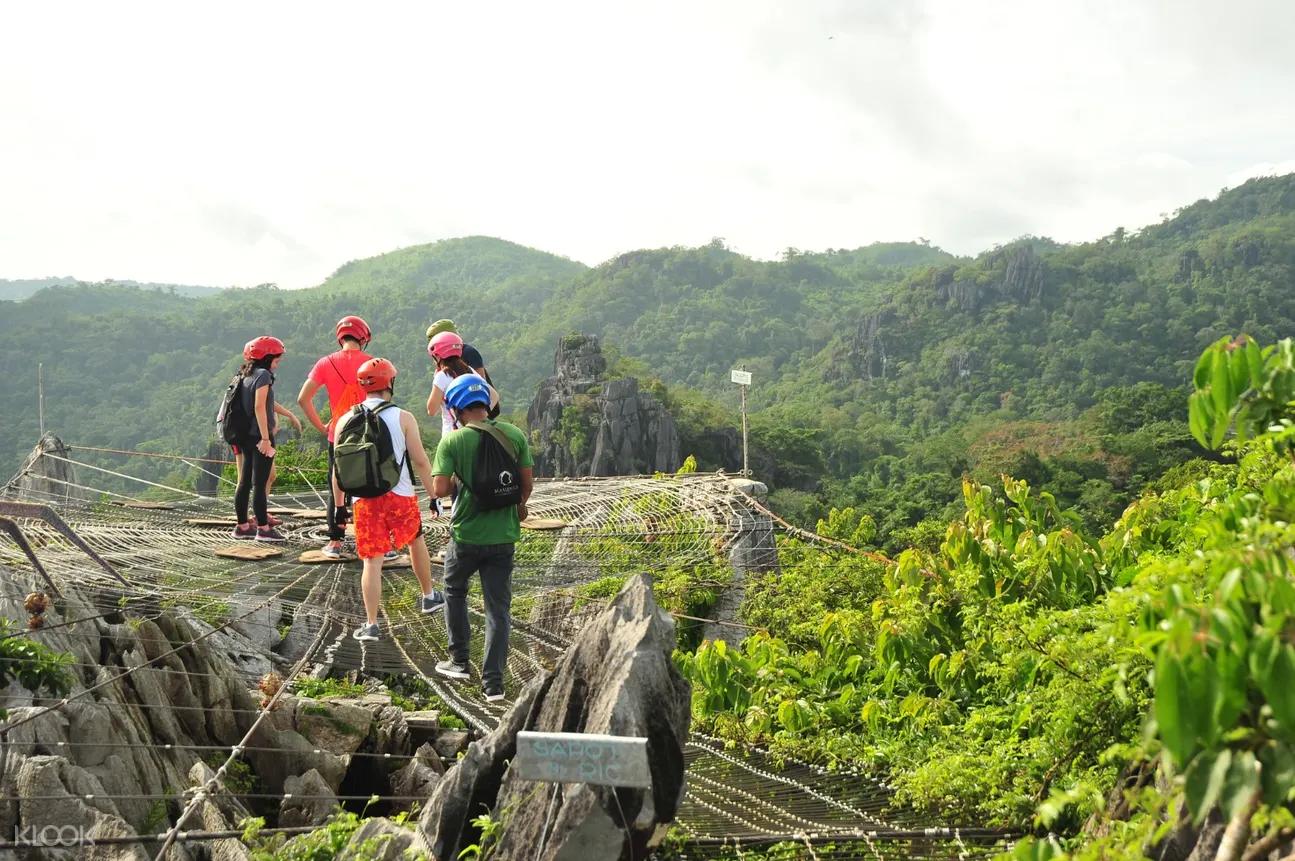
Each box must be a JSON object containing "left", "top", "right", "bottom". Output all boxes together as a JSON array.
[{"left": 512, "top": 731, "right": 651, "bottom": 788}]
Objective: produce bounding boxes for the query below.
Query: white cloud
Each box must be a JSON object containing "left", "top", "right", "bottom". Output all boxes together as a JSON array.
[{"left": 1, "top": 0, "right": 1293, "bottom": 287}]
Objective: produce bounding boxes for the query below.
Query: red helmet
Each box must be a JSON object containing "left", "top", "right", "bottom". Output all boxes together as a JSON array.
[
  {"left": 244, "top": 336, "right": 285, "bottom": 361},
  {"left": 356, "top": 357, "right": 397, "bottom": 393},
  {"left": 335, "top": 315, "right": 371, "bottom": 346},
  {"left": 428, "top": 331, "right": 464, "bottom": 360}
]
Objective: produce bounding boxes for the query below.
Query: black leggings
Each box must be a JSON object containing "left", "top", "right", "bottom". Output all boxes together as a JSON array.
[{"left": 235, "top": 443, "right": 275, "bottom": 527}]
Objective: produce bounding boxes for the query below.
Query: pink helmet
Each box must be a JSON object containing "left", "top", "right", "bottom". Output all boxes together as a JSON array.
[{"left": 428, "top": 331, "right": 464, "bottom": 360}]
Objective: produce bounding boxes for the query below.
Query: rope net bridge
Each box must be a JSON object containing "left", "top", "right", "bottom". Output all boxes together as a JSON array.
[{"left": 0, "top": 444, "right": 1013, "bottom": 859}]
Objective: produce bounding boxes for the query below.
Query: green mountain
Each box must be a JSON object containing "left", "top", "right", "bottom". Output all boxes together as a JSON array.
[
  {"left": 0, "top": 277, "right": 224, "bottom": 302},
  {"left": 3, "top": 177, "right": 1294, "bottom": 548}
]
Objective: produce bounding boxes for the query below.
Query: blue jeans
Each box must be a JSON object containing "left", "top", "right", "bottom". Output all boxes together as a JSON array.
[{"left": 443, "top": 540, "right": 515, "bottom": 688}]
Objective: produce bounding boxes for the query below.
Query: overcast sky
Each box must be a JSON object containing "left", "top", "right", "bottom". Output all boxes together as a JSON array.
[{"left": 2, "top": 0, "right": 1293, "bottom": 289}]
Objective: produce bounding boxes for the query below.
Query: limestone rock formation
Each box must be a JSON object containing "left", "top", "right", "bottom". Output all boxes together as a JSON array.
[
  {"left": 279, "top": 768, "right": 339, "bottom": 828},
  {"left": 702, "top": 478, "right": 779, "bottom": 647},
  {"left": 418, "top": 573, "right": 691, "bottom": 861},
  {"left": 528, "top": 334, "right": 682, "bottom": 477},
  {"left": 4, "top": 433, "right": 85, "bottom": 502}
]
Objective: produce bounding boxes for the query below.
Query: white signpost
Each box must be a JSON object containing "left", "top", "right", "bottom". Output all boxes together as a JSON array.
[
  {"left": 513, "top": 731, "right": 652, "bottom": 789},
  {"left": 731, "top": 367, "right": 751, "bottom": 476}
]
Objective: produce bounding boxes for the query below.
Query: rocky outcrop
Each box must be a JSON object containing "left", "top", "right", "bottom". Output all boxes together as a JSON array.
[
  {"left": 4, "top": 433, "right": 85, "bottom": 502},
  {"left": 528, "top": 334, "right": 682, "bottom": 477},
  {"left": 418, "top": 574, "right": 691, "bottom": 861},
  {"left": 1002, "top": 244, "right": 1045, "bottom": 301},
  {"left": 195, "top": 439, "right": 227, "bottom": 498}
]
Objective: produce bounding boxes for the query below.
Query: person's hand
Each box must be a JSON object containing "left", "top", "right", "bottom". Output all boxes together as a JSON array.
[
  {"left": 289, "top": 414, "right": 303, "bottom": 433},
  {"left": 518, "top": 502, "right": 529, "bottom": 522},
  {"left": 257, "top": 439, "right": 275, "bottom": 457}
]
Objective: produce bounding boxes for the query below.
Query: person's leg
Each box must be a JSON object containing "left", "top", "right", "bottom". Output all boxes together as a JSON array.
[
  {"left": 477, "top": 543, "right": 515, "bottom": 692},
  {"left": 234, "top": 447, "right": 254, "bottom": 525},
  {"left": 389, "top": 495, "right": 442, "bottom": 610},
  {"left": 441, "top": 540, "right": 482, "bottom": 668},
  {"left": 406, "top": 527, "right": 436, "bottom": 599},
  {"left": 352, "top": 496, "right": 387, "bottom": 638},
  {"left": 360, "top": 556, "right": 383, "bottom": 625},
  {"left": 251, "top": 447, "right": 273, "bottom": 528},
  {"left": 325, "top": 443, "right": 347, "bottom": 543}
]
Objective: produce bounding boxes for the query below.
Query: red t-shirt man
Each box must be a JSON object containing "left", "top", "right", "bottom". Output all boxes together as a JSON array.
[{"left": 296, "top": 316, "right": 374, "bottom": 556}]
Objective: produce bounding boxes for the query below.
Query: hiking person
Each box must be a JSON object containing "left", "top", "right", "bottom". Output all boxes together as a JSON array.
[
  {"left": 232, "top": 336, "right": 300, "bottom": 542},
  {"left": 332, "top": 358, "right": 445, "bottom": 642},
  {"left": 426, "top": 320, "right": 500, "bottom": 419},
  {"left": 430, "top": 373, "right": 532, "bottom": 702},
  {"left": 297, "top": 315, "right": 373, "bottom": 559},
  {"left": 426, "top": 331, "right": 499, "bottom": 439}
]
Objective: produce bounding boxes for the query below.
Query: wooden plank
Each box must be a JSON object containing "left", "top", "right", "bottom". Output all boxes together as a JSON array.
[
  {"left": 521, "top": 517, "right": 568, "bottom": 531},
  {"left": 108, "top": 501, "right": 175, "bottom": 510},
  {"left": 299, "top": 550, "right": 356, "bottom": 564},
  {"left": 214, "top": 544, "right": 283, "bottom": 561},
  {"left": 268, "top": 507, "right": 327, "bottom": 519},
  {"left": 512, "top": 731, "right": 650, "bottom": 788},
  {"left": 185, "top": 518, "right": 237, "bottom": 527}
]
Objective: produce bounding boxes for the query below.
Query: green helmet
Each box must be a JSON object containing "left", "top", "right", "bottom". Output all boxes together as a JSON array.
[{"left": 426, "top": 319, "right": 457, "bottom": 341}]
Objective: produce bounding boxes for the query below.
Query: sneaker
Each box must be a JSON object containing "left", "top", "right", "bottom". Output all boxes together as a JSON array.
[
  {"left": 266, "top": 514, "right": 283, "bottom": 527},
  {"left": 255, "top": 526, "right": 286, "bottom": 543},
  {"left": 320, "top": 541, "right": 344, "bottom": 560},
  {"left": 352, "top": 623, "right": 379, "bottom": 642},
  {"left": 482, "top": 684, "right": 505, "bottom": 703},
  {"left": 231, "top": 523, "right": 256, "bottom": 540},
  {"left": 435, "top": 659, "right": 471, "bottom": 680},
  {"left": 421, "top": 591, "right": 445, "bottom": 614},
  {"left": 384, "top": 549, "right": 400, "bottom": 561}
]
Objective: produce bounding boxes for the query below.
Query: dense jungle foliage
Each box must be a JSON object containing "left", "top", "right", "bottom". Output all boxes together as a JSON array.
[
  {"left": 2, "top": 175, "right": 1293, "bottom": 553},
  {"left": 655, "top": 334, "right": 1295, "bottom": 860}
]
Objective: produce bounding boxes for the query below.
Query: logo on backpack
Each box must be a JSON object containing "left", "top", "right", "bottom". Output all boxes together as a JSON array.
[
  {"left": 215, "top": 376, "right": 251, "bottom": 445},
  {"left": 333, "top": 402, "right": 408, "bottom": 498},
  {"left": 462, "top": 422, "right": 522, "bottom": 512}
]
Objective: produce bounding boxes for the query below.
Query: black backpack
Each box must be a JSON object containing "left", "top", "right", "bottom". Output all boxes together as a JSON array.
[
  {"left": 216, "top": 376, "right": 251, "bottom": 445},
  {"left": 462, "top": 421, "right": 522, "bottom": 511},
  {"left": 481, "top": 370, "right": 502, "bottom": 421},
  {"left": 333, "top": 402, "right": 408, "bottom": 499}
]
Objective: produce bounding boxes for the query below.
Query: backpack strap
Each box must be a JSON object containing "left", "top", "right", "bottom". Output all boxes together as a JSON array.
[
  {"left": 370, "top": 401, "right": 412, "bottom": 480},
  {"left": 467, "top": 421, "right": 517, "bottom": 461}
]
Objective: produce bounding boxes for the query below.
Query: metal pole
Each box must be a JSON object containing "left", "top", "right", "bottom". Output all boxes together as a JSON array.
[
  {"left": 740, "top": 364, "right": 749, "bottom": 477},
  {"left": 38, "top": 363, "right": 45, "bottom": 439}
]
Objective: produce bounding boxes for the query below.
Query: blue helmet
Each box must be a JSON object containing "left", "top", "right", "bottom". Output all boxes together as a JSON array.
[{"left": 444, "top": 373, "right": 491, "bottom": 411}]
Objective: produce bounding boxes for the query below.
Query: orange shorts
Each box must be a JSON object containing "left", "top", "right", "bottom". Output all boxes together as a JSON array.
[{"left": 353, "top": 493, "right": 423, "bottom": 559}]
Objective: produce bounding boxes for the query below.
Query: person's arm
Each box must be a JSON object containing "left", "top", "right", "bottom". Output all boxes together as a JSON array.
[
  {"left": 518, "top": 466, "right": 533, "bottom": 522},
  {"left": 274, "top": 401, "right": 303, "bottom": 433},
  {"left": 297, "top": 378, "right": 328, "bottom": 436},
  {"left": 430, "top": 433, "right": 455, "bottom": 499},
  {"left": 427, "top": 383, "right": 445, "bottom": 419},
  {"left": 254, "top": 384, "right": 274, "bottom": 455},
  {"left": 401, "top": 412, "right": 438, "bottom": 496},
  {"left": 487, "top": 382, "right": 500, "bottom": 409}
]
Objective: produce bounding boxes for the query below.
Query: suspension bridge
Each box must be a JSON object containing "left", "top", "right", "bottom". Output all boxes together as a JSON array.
[{"left": 0, "top": 440, "right": 1014, "bottom": 859}]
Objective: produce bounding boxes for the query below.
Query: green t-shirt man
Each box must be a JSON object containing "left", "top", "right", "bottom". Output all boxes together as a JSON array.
[{"left": 432, "top": 420, "right": 534, "bottom": 545}]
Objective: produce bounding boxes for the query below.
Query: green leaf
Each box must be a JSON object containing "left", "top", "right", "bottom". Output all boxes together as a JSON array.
[
  {"left": 1221, "top": 750, "right": 1259, "bottom": 822},
  {"left": 1257, "top": 644, "right": 1295, "bottom": 738},
  {"left": 1184, "top": 748, "right": 1230, "bottom": 823},
  {"left": 1245, "top": 338, "right": 1264, "bottom": 386},
  {"left": 1257, "top": 743, "right": 1295, "bottom": 806},
  {"left": 1194, "top": 345, "right": 1219, "bottom": 390},
  {"left": 1189, "top": 396, "right": 1210, "bottom": 448},
  {"left": 1155, "top": 651, "right": 1198, "bottom": 766},
  {"left": 1211, "top": 350, "right": 1233, "bottom": 419}
]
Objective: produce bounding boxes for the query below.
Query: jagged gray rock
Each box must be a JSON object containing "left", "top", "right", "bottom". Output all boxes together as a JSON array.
[
  {"left": 295, "top": 699, "right": 373, "bottom": 757},
  {"left": 187, "top": 761, "right": 253, "bottom": 861},
  {"left": 389, "top": 744, "right": 442, "bottom": 814},
  {"left": 195, "top": 439, "right": 227, "bottom": 498},
  {"left": 279, "top": 768, "right": 339, "bottom": 829},
  {"left": 528, "top": 334, "right": 682, "bottom": 477},
  {"left": 4, "top": 433, "right": 86, "bottom": 502},
  {"left": 417, "top": 573, "right": 690, "bottom": 861}
]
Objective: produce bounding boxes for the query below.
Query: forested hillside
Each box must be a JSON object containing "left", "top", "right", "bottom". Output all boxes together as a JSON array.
[
  {"left": 0, "top": 277, "right": 223, "bottom": 301},
  {"left": 3, "top": 176, "right": 1294, "bottom": 552}
]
